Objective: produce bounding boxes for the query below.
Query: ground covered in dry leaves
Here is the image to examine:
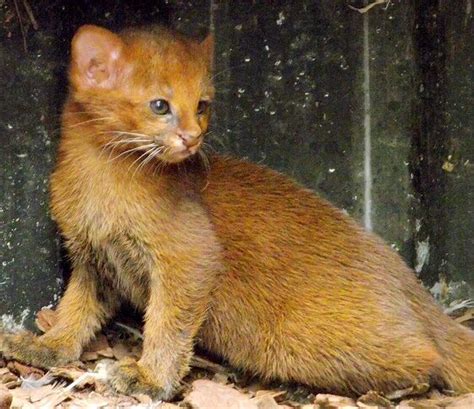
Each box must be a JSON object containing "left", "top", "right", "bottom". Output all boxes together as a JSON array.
[{"left": 1, "top": 307, "right": 473, "bottom": 408}]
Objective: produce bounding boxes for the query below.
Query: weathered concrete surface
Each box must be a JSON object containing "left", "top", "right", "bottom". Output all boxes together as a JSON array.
[
  {"left": 212, "top": 2, "right": 360, "bottom": 213},
  {"left": 0, "top": 16, "right": 63, "bottom": 328},
  {"left": 352, "top": 1, "right": 416, "bottom": 260},
  {"left": 0, "top": 0, "right": 473, "bottom": 324},
  {"left": 411, "top": 0, "right": 474, "bottom": 299},
  {"left": 441, "top": 1, "right": 474, "bottom": 293}
]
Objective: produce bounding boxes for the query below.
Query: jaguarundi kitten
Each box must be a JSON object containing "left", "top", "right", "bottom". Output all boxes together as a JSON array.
[{"left": 1, "top": 25, "right": 473, "bottom": 400}]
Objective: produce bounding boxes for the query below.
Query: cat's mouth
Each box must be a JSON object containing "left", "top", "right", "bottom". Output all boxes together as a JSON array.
[
  {"left": 164, "top": 140, "right": 202, "bottom": 163},
  {"left": 103, "top": 132, "right": 202, "bottom": 165},
  {"left": 156, "top": 133, "right": 203, "bottom": 163}
]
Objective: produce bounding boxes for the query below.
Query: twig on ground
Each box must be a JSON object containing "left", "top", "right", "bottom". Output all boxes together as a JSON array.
[
  {"left": 12, "top": 0, "right": 27, "bottom": 52},
  {"left": 349, "top": 0, "right": 388, "bottom": 14},
  {"left": 21, "top": 0, "right": 39, "bottom": 30},
  {"left": 115, "top": 322, "right": 143, "bottom": 340},
  {"left": 190, "top": 356, "right": 228, "bottom": 374},
  {"left": 444, "top": 299, "right": 474, "bottom": 315}
]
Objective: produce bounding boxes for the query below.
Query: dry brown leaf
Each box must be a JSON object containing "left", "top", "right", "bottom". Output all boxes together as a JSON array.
[
  {"left": 111, "top": 342, "right": 132, "bottom": 360},
  {"left": 245, "top": 382, "right": 271, "bottom": 394},
  {"left": 35, "top": 308, "right": 58, "bottom": 333},
  {"left": 191, "top": 355, "right": 228, "bottom": 373},
  {"left": 49, "top": 366, "right": 87, "bottom": 383},
  {"left": 357, "top": 390, "right": 392, "bottom": 407},
  {"left": 408, "top": 393, "right": 474, "bottom": 408},
  {"left": 445, "top": 393, "right": 474, "bottom": 407},
  {"left": 4, "top": 379, "right": 21, "bottom": 390},
  {"left": 397, "top": 401, "right": 415, "bottom": 409},
  {"left": 29, "top": 384, "right": 59, "bottom": 403},
  {"left": 49, "top": 366, "right": 109, "bottom": 395},
  {"left": 36, "top": 389, "right": 72, "bottom": 408},
  {"left": 67, "top": 392, "right": 111, "bottom": 408},
  {"left": 9, "top": 387, "right": 35, "bottom": 408},
  {"left": 131, "top": 345, "right": 143, "bottom": 359},
  {"left": 0, "top": 368, "right": 11, "bottom": 379},
  {"left": 253, "top": 394, "right": 281, "bottom": 409},
  {"left": 385, "top": 383, "right": 430, "bottom": 401},
  {"left": 96, "top": 347, "right": 114, "bottom": 359},
  {"left": 0, "top": 384, "right": 13, "bottom": 409},
  {"left": 132, "top": 393, "right": 153, "bottom": 404},
  {"left": 7, "top": 361, "right": 44, "bottom": 379},
  {"left": 80, "top": 351, "right": 99, "bottom": 362},
  {"left": 357, "top": 403, "right": 385, "bottom": 408},
  {"left": 84, "top": 334, "right": 110, "bottom": 353},
  {"left": 114, "top": 393, "right": 153, "bottom": 407},
  {"left": 212, "top": 372, "right": 231, "bottom": 385},
  {"left": 185, "top": 379, "right": 259, "bottom": 409},
  {"left": 255, "top": 390, "right": 287, "bottom": 401},
  {"left": 455, "top": 308, "right": 474, "bottom": 325},
  {"left": 92, "top": 378, "right": 111, "bottom": 395},
  {"left": 315, "top": 393, "right": 357, "bottom": 407},
  {"left": 399, "top": 394, "right": 464, "bottom": 408}
]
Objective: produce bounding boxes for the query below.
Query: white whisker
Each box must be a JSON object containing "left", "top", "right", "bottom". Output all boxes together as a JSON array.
[
  {"left": 110, "top": 131, "right": 150, "bottom": 139},
  {"left": 134, "top": 146, "right": 163, "bottom": 176},
  {"left": 128, "top": 145, "right": 159, "bottom": 174},
  {"left": 109, "top": 143, "right": 156, "bottom": 163},
  {"left": 66, "top": 117, "right": 114, "bottom": 129},
  {"left": 101, "top": 137, "right": 151, "bottom": 161},
  {"left": 198, "top": 149, "right": 211, "bottom": 173}
]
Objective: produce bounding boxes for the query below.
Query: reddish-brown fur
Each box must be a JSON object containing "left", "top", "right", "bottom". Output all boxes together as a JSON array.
[{"left": 1, "top": 25, "right": 473, "bottom": 399}]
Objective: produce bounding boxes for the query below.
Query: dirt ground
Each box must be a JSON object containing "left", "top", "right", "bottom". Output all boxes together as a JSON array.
[{"left": 1, "top": 307, "right": 473, "bottom": 409}]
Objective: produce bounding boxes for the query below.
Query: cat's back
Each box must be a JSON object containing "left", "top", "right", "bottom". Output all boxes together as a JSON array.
[
  {"left": 200, "top": 153, "right": 414, "bottom": 304},
  {"left": 202, "top": 154, "right": 384, "bottom": 264}
]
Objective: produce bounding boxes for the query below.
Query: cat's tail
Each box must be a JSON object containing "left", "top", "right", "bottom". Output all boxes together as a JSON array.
[{"left": 437, "top": 320, "right": 474, "bottom": 392}]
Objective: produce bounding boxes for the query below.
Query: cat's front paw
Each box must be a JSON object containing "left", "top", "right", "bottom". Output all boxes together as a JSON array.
[
  {"left": 108, "top": 358, "right": 174, "bottom": 400},
  {"left": 0, "top": 332, "right": 76, "bottom": 369}
]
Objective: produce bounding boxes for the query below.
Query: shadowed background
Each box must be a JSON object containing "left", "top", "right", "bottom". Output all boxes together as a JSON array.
[{"left": 0, "top": 0, "right": 473, "bottom": 327}]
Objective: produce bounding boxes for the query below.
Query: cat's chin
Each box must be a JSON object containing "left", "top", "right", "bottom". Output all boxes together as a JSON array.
[{"left": 161, "top": 150, "right": 196, "bottom": 164}]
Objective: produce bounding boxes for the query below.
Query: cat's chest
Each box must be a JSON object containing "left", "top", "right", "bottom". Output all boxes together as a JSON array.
[
  {"left": 55, "top": 158, "right": 164, "bottom": 241},
  {"left": 87, "top": 234, "right": 152, "bottom": 308},
  {"left": 80, "top": 185, "right": 140, "bottom": 238}
]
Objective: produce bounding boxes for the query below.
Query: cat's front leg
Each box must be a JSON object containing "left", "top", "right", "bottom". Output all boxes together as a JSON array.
[
  {"left": 1, "top": 264, "right": 118, "bottom": 369},
  {"left": 108, "top": 263, "right": 217, "bottom": 400}
]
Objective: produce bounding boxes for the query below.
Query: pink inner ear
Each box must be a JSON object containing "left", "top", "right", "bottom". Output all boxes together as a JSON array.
[{"left": 70, "top": 25, "right": 124, "bottom": 89}]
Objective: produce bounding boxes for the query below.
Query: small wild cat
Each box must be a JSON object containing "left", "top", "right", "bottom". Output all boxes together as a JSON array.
[{"left": 1, "top": 25, "right": 473, "bottom": 400}]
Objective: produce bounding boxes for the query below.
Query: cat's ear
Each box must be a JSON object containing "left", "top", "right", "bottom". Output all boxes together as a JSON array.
[
  {"left": 201, "top": 34, "right": 214, "bottom": 71},
  {"left": 70, "top": 25, "right": 125, "bottom": 90}
]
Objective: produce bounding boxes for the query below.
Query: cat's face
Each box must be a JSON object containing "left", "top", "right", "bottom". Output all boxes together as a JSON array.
[{"left": 68, "top": 25, "right": 214, "bottom": 164}]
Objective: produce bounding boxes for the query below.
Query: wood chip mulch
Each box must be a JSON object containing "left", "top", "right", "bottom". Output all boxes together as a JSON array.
[{"left": 0, "top": 307, "right": 473, "bottom": 408}]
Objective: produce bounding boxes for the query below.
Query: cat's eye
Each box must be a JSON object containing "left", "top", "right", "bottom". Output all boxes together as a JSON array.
[
  {"left": 197, "top": 100, "right": 210, "bottom": 115},
  {"left": 150, "top": 99, "right": 170, "bottom": 115}
]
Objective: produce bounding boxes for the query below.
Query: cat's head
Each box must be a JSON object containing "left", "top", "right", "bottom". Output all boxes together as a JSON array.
[{"left": 67, "top": 25, "right": 214, "bottom": 164}]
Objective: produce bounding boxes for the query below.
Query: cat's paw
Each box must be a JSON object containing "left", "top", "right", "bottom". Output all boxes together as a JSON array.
[
  {"left": 108, "top": 358, "right": 174, "bottom": 400},
  {"left": 0, "top": 332, "right": 75, "bottom": 369}
]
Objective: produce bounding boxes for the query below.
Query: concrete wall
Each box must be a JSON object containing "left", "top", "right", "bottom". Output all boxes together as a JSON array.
[{"left": 0, "top": 0, "right": 472, "bottom": 327}]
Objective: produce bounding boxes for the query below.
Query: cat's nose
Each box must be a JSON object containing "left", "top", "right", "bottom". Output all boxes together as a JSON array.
[{"left": 177, "top": 128, "right": 201, "bottom": 148}]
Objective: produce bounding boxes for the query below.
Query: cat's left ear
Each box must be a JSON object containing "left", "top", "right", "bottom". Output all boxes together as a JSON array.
[{"left": 201, "top": 34, "right": 214, "bottom": 71}]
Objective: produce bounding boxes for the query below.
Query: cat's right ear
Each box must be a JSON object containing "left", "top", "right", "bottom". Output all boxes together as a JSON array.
[
  {"left": 201, "top": 34, "right": 214, "bottom": 71},
  {"left": 70, "top": 25, "right": 125, "bottom": 90}
]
